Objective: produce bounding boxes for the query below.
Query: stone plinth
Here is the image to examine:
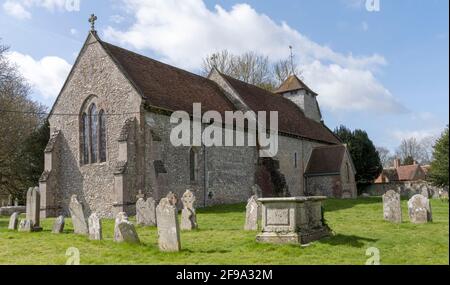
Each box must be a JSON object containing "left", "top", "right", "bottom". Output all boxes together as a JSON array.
[{"left": 256, "top": 196, "right": 331, "bottom": 245}]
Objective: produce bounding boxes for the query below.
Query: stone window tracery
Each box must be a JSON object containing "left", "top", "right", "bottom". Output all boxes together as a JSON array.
[{"left": 80, "top": 99, "right": 106, "bottom": 165}]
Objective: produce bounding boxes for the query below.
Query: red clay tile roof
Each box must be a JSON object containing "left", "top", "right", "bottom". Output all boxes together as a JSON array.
[
  {"left": 100, "top": 41, "right": 236, "bottom": 115},
  {"left": 221, "top": 74, "right": 340, "bottom": 144},
  {"left": 101, "top": 40, "right": 339, "bottom": 144},
  {"left": 396, "top": 164, "right": 425, "bottom": 181},
  {"left": 304, "top": 145, "right": 346, "bottom": 175},
  {"left": 274, "top": 75, "right": 317, "bottom": 95}
]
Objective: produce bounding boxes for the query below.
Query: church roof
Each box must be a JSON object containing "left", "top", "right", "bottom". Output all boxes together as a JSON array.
[
  {"left": 305, "top": 145, "right": 347, "bottom": 175},
  {"left": 97, "top": 37, "right": 338, "bottom": 144},
  {"left": 220, "top": 74, "right": 340, "bottom": 144},
  {"left": 100, "top": 41, "right": 236, "bottom": 115},
  {"left": 274, "top": 75, "right": 318, "bottom": 95}
]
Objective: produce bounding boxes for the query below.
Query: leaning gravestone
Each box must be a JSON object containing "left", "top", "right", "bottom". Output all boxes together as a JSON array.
[
  {"left": 136, "top": 197, "right": 156, "bottom": 226},
  {"left": 117, "top": 221, "right": 140, "bottom": 244},
  {"left": 8, "top": 212, "right": 19, "bottom": 230},
  {"left": 181, "top": 190, "right": 198, "bottom": 230},
  {"left": 408, "top": 194, "right": 432, "bottom": 224},
  {"left": 69, "top": 195, "right": 88, "bottom": 235},
  {"left": 52, "top": 216, "right": 65, "bottom": 234},
  {"left": 114, "top": 212, "right": 129, "bottom": 242},
  {"left": 88, "top": 213, "right": 102, "bottom": 240},
  {"left": 244, "top": 195, "right": 260, "bottom": 231},
  {"left": 382, "top": 190, "right": 402, "bottom": 223},
  {"left": 156, "top": 197, "right": 181, "bottom": 252}
]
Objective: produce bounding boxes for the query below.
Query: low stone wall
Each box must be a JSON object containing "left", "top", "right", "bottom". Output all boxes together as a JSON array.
[
  {"left": 362, "top": 180, "right": 446, "bottom": 199},
  {"left": 0, "top": 206, "right": 26, "bottom": 216}
]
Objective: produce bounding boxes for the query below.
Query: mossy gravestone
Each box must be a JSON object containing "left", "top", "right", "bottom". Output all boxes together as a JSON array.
[
  {"left": 382, "top": 190, "right": 402, "bottom": 223},
  {"left": 156, "top": 196, "right": 181, "bottom": 252},
  {"left": 69, "top": 195, "right": 88, "bottom": 235},
  {"left": 181, "top": 190, "right": 197, "bottom": 230}
]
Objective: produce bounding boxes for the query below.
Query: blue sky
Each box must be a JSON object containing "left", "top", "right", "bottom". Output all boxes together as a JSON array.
[{"left": 0, "top": 0, "right": 448, "bottom": 153}]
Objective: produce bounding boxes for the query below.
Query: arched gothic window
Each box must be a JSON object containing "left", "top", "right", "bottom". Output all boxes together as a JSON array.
[
  {"left": 81, "top": 113, "right": 89, "bottom": 164},
  {"left": 80, "top": 101, "right": 106, "bottom": 165},
  {"left": 190, "top": 147, "right": 198, "bottom": 183},
  {"left": 99, "top": 110, "right": 106, "bottom": 162}
]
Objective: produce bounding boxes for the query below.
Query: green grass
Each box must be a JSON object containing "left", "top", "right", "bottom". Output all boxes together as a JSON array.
[{"left": 0, "top": 198, "right": 448, "bottom": 265}]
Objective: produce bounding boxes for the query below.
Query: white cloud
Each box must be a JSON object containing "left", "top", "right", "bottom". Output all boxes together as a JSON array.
[
  {"left": 3, "top": 0, "right": 31, "bottom": 19},
  {"left": 2, "top": 0, "right": 80, "bottom": 19},
  {"left": 390, "top": 129, "right": 440, "bottom": 142},
  {"left": 103, "top": 0, "right": 403, "bottom": 114},
  {"left": 304, "top": 61, "right": 406, "bottom": 113},
  {"left": 110, "top": 14, "right": 125, "bottom": 24},
  {"left": 6, "top": 51, "right": 72, "bottom": 100},
  {"left": 70, "top": 28, "right": 77, "bottom": 35}
]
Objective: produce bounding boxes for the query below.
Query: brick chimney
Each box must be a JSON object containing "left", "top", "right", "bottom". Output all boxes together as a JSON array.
[{"left": 394, "top": 158, "right": 401, "bottom": 169}]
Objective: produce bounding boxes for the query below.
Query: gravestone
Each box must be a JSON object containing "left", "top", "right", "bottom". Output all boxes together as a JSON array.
[
  {"left": 52, "top": 216, "right": 65, "bottom": 234},
  {"left": 8, "top": 212, "right": 19, "bottom": 230},
  {"left": 420, "top": 186, "right": 430, "bottom": 198},
  {"left": 69, "top": 195, "right": 88, "bottom": 235},
  {"left": 117, "top": 221, "right": 140, "bottom": 244},
  {"left": 166, "top": 191, "right": 178, "bottom": 207},
  {"left": 156, "top": 197, "right": 181, "bottom": 252},
  {"left": 244, "top": 195, "right": 260, "bottom": 231},
  {"left": 88, "top": 213, "right": 102, "bottom": 240},
  {"left": 252, "top": 184, "right": 262, "bottom": 198},
  {"left": 114, "top": 212, "right": 129, "bottom": 242},
  {"left": 408, "top": 194, "right": 432, "bottom": 224},
  {"left": 22, "top": 187, "right": 41, "bottom": 232},
  {"left": 382, "top": 190, "right": 402, "bottom": 223},
  {"left": 14, "top": 198, "right": 19, "bottom": 207},
  {"left": 136, "top": 197, "right": 156, "bottom": 226},
  {"left": 181, "top": 190, "right": 198, "bottom": 230},
  {"left": 18, "top": 220, "right": 32, "bottom": 232}
]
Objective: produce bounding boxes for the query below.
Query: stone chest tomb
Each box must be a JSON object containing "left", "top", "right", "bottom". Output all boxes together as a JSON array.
[{"left": 256, "top": 196, "right": 331, "bottom": 244}]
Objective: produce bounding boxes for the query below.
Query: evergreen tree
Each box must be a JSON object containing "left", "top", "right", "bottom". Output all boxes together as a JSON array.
[
  {"left": 334, "top": 125, "right": 383, "bottom": 187},
  {"left": 429, "top": 126, "right": 449, "bottom": 187}
]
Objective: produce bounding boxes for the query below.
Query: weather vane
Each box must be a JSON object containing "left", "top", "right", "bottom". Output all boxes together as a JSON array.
[
  {"left": 89, "top": 14, "right": 97, "bottom": 32},
  {"left": 289, "top": 45, "right": 295, "bottom": 75}
]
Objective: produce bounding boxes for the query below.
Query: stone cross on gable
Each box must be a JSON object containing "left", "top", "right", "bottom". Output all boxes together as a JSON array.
[{"left": 89, "top": 14, "right": 98, "bottom": 31}]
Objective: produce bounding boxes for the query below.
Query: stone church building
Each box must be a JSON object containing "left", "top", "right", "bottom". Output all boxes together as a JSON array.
[{"left": 39, "top": 29, "right": 357, "bottom": 218}]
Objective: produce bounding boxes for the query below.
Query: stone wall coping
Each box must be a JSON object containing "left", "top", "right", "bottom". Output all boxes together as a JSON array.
[{"left": 257, "top": 196, "right": 327, "bottom": 203}]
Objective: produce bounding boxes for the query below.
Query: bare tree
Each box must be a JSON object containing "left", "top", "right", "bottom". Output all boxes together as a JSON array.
[
  {"left": 201, "top": 49, "right": 301, "bottom": 91},
  {"left": 395, "top": 137, "right": 435, "bottom": 165},
  {"left": 273, "top": 58, "right": 302, "bottom": 86},
  {"left": 376, "top": 146, "right": 392, "bottom": 168},
  {"left": 0, "top": 41, "right": 46, "bottom": 199}
]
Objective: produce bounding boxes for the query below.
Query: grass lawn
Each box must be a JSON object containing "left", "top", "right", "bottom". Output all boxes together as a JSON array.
[{"left": 0, "top": 197, "right": 448, "bottom": 265}]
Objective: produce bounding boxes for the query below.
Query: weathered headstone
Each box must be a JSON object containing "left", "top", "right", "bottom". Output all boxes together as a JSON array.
[
  {"left": 14, "top": 198, "right": 19, "bottom": 207},
  {"left": 18, "top": 219, "right": 32, "bottom": 232},
  {"left": 166, "top": 191, "right": 178, "bottom": 206},
  {"left": 52, "top": 216, "right": 65, "bottom": 234},
  {"left": 408, "top": 194, "right": 432, "bottom": 224},
  {"left": 69, "top": 195, "right": 88, "bottom": 235},
  {"left": 382, "top": 190, "right": 402, "bottom": 223},
  {"left": 23, "top": 187, "right": 41, "bottom": 232},
  {"left": 136, "top": 197, "right": 156, "bottom": 226},
  {"left": 156, "top": 197, "right": 181, "bottom": 252},
  {"left": 252, "top": 184, "right": 262, "bottom": 198},
  {"left": 181, "top": 190, "right": 197, "bottom": 230},
  {"left": 244, "top": 195, "right": 260, "bottom": 231},
  {"left": 117, "top": 221, "right": 140, "bottom": 244},
  {"left": 420, "top": 186, "right": 430, "bottom": 198},
  {"left": 88, "top": 213, "right": 102, "bottom": 240},
  {"left": 8, "top": 212, "right": 19, "bottom": 230},
  {"left": 114, "top": 212, "right": 129, "bottom": 242}
]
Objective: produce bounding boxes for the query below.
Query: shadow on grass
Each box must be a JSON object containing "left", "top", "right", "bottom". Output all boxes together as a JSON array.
[
  {"left": 319, "top": 234, "right": 378, "bottom": 248},
  {"left": 324, "top": 198, "right": 381, "bottom": 212},
  {"left": 182, "top": 248, "right": 232, "bottom": 254},
  {"left": 197, "top": 204, "right": 245, "bottom": 214}
]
